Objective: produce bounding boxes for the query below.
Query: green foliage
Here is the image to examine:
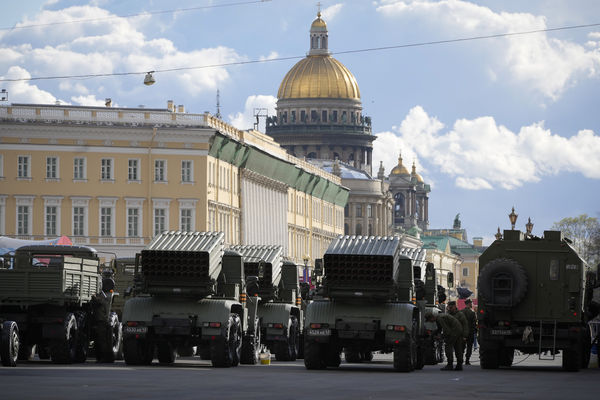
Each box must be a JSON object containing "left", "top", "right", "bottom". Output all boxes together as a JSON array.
[{"left": 552, "top": 214, "right": 600, "bottom": 266}]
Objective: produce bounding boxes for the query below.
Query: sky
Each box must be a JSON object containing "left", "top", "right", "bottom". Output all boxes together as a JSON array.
[{"left": 1, "top": 0, "right": 599, "bottom": 246}]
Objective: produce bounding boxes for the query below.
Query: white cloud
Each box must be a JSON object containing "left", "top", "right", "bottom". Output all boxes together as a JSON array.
[
  {"left": 228, "top": 95, "right": 277, "bottom": 132},
  {"left": 376, "top": 0, "right": 600, "bottom": 100},
  {"left": 1, "top": 66, "right": 58, "bottom": 104},
  {"left": 322, "top": 4, "right": 344, "bottom": 21},
  {"left": 374, "top": 106, "right": 600, "bottom": 190},
  {"left": 260, "top": 51, "right": 279, "bottom": 61},
  {"left": 70, "top": 94, "right": 106, "bottom": 106}
]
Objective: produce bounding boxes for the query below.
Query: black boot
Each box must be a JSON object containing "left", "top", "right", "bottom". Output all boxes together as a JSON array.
[
  {"left": 455, "top": 363, "right": 463, "bottom": 371},
  {"left": 440, "top": 364, "right": 454, "bottom": 371},
  {"left": 465, "top": 360, "right": 471, "bottom": 365}
]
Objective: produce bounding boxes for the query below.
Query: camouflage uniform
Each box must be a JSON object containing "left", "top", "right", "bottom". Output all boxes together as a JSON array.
[
  {"left": 461, "top": 305, "right": 477, "bottom": 364},
  {"left": 436, "top": 313, "right": 464, "bottom": 369}
]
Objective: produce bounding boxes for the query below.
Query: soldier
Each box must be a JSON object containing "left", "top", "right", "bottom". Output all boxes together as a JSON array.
[
  {"left": 461, "top": 298, "right": 477, "bottom": 365},
  {"left": 446, "top": 300, "right": 468, "bottom": 370},
  {"left": 425, "top": 311, "right": 464, "bottom": 371}
]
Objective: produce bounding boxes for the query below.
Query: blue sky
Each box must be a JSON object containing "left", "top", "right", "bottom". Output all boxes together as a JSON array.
[{"left": 1, "top": 0, "right": 599, "bottom": 245}]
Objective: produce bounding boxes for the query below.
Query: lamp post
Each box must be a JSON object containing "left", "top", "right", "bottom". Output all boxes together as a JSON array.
[
  {"left": 525, "top": 217, "right": 534, "bottom": 236},
  {"left": 508, "top": 207, "right": 518, "bottom": 230},
  {"left": 303, "top": 255, "right": 309, "bottom": 284}
]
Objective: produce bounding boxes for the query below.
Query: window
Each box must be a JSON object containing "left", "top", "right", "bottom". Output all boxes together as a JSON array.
[
  {"left": 128, "top": 159, "right": 139, "bottom": 181},
  {"left": 462, "top": 267, "right": 469, "bottom": 277},
  {"left": 355, "top": 223, "right": 362, "bottom": 236},
  {"left": 322, "top": 110, "right": 327, "bottom": 122},
  {"left": 154, "top": 208, "right": 166, "bottom": 237},
  {"left": 73, "top": 207, "right": 85, "bottom": 236},
  {"left": 332, "top": 110, "right": 338, "bottom": 122},
  {"left": 181, "top": 160, "right": 192, "bottom": 183},
  {"left": 155, "top": 160, "right": 166, "bottom": 182},
  {"left": 45, "top": 206, "right": 57, "bottom": 236},
  {"left": 127, "top": 208, "right": 139, "bottom": 237},
  {"left": 17, "top": 205, "right": 30, "bottom": 235},
  {"left": 300, "top": 110, "right": 306, "bottom": 122},
  {"left": 18, "top": 156, "right": 30, "bottom": 178},
  {"left": 367, "top": 204, "right": 373, "bottom": 218},
  {"left": 356, "top": 204, "right": 362, "bottom": 218},
  {"left": 100, "top": 207, "right": 112, "bottom": 236},
  {"left": 73, "top": 157, "right": 86, "bottom": 180},
  {"left": 291, "top": 110, "right": 296, "bottom": 123},
  {"left": 101, "top": 158, "right": 113, "bottom": 180},
  {"left": 46, "top": 157, "right": 58, "bottom": 179},
  {"left": 180, "top": 209, "right": 192, "bottom": 232}
]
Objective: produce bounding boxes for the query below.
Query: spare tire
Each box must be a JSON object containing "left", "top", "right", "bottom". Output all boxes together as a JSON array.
[{"left": 478, "top": 258, "right": 528, "bottom": 306}]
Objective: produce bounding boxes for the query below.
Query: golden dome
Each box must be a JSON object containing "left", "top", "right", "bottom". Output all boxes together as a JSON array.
[
  {"left": 277, "top": 55, "right": 361, "bottom": 100},
  {"left": 311, "top": 12, "right": 327, "bottom": 29},
  {"left": 390, "top": 154, "right": 409, "bottom": 175},
  {"left": 412, "top": 162, "right": 424, "bottom": 183}
]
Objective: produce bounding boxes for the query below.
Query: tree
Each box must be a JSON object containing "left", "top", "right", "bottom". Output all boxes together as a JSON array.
[{"left": 552, "top": 214, "right": 600, "bottom": 267}]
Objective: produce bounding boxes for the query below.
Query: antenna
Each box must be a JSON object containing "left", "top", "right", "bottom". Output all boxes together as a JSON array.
[
  {"left": 253, "top": 107, "right": 268, "bottom": 130},
  {"left": 215, "top": 89, "right": 222, "bottom": 119}
]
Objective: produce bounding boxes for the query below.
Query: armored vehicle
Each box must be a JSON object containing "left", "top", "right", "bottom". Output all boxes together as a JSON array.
[
  {"left": 303, "top": 235, "right": 423, "bottom": 372},
  {"left": 230, "top": 245, "right": 303, "bottom": 361},
  {"left": 0, "top": 245, "right": 121, "bottom": 364},
  {"left": 121, "top": 231, "right": 260, "bottom": 367},
  {"left": 478, "top": 229, "right": 599, "bottom": 371}
]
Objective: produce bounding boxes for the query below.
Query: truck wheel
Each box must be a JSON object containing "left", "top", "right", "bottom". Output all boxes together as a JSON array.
[
  {"left": 198, "top": 346, "right": 211, "bottom": 360},
  {"left": 74, "top": 312, "right": 88, "bottom": 363},
  {"left": 393, "top": 340, "right": 416, "bottom": 372},
  {"left": 210, "top": 314, "right": 241, "bottom": 368},
  {"left": 1, "top": 321, "right": 19, "bottom": 367},
  {"left": 344, "top": 348, "right": 361, "bottom": 363},
  {"left": 304, "top": 340, "right": 326, "bottom": 370},
  {"left": 480, "top": 343, "right": 499, "bottom": 369},
  {"left": 499, "top": 347, "right": 514, "bottom": 367},
  {"left": 275, "top": 317, "right": 299, "bottom": 361},
  {"left": 157, "top": 341, "right": 176, "bottom": 364},
  {"left": 123, "top": 337, "right": 153, "bottom": 365},
  {"left": 478, "top": 258, "right": 528, "bottom": 306},
  {"left": 415, "top": 343, "right": 425, "bottom": 370},
  {"left": 96, "top": 312, "right": 121, "bottom": 363},
  {"left": 325, "top": 344, "right": 341, "bottom": 368},
  {"left": 361, "top": 350, "right": 373, "bottom": 362},
  {"left": 50, "top": 313, "right": 78, "bottom": 364},
  {"left": 562, "top": 346, "right": 581, "bottom": 372},
  {"left": 240, "top": 319, "right": 261, "bottom": 365}
]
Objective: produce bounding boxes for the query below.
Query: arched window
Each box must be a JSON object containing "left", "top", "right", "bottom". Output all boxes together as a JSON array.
[{"left": 394, "top": 192, "right": 405, "bottom": 224}]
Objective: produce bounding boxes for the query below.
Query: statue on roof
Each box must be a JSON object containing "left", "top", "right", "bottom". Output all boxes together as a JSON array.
[{"left": 453, "top": 213, "right": 461, "bottom": 229}]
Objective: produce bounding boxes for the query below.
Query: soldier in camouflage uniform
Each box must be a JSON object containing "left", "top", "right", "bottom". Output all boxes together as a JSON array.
[
  {"left": 425, "top": 311, "right": 464, "bottom": 371},
  {"left": 447, "top": 300, "right": 468, "bottom": 370},
  {"left": 461, "top": 299, "right": 477, "bottom": 365}
]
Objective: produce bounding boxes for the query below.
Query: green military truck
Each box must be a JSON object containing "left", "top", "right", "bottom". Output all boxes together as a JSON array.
[
  {"left": 230, "top": 245, "right": 303, "bottom": 361},
  {"left": 121, "top": 231, "right": 260, "bottom": 367},
  {"left": 478, "top": 229, "right": 599, "bottom": 371},
  {"left": 304, "top": 235, "right": 424, "bottom": 372},
  {"left": 0, "top": 245, "right": 121, "bottom": 364}
]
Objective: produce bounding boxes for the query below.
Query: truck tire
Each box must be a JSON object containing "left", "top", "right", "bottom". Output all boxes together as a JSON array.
[
  {"left": 210, "top": 314, "right": 241, "bottom": 368},
  {"left": 96, "top": 312, "right": 121, "bottom": 363},
  {"left": 361, "top": 350, "right": 373, "bottom": 362},
  {"left": 344, "top": 348, "right": 361, "bottom": 363},
  {"left": 1, "top": 321, "right": 19, "bottom": 367},
  {"left": 325, "top": 344, "right": 341, "bottom": 367},
  {"left": 499, "top": 347, "right": 514, "bottom": 367},
  {"left": 240, "top": 319, "right": 261, "bottom": 365},
  {"left": 123, "top": 337, "right": 153, "bottom": 365},
  {"left": 275, "top": 316, "right": 299, "bottom": 361},
  {"left": 157, "top": 341, "right": 176, "bottom": 364},
  {"left": 198, "top": 346, "right": 211, "bottom": 360},
  {"left": 478, "top": 258, "right": 528, "bottom": 306},
  {"left": 479, "top": 343, "right": 500, "bottom": 369},
  {"left": 74, "top": 312, "right": 88, "bottom": 363},
  {"left": 415, "top": 343, "right": 425, "bottom": 370},
  {"left": 50, "top": 313, "right": 78, "bottom": 364},
  {"left": 304, "top": 340, "right": 326, "bottom": 370},
  {"left": 562, "top": 346, "right": 581, "bottom": 372},
  {"left": 393, "top": 340, "right": 416, "bottom": 372}
]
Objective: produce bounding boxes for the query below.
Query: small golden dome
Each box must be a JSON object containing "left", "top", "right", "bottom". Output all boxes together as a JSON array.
[
  {"left": 311, "top": 12, "right": 327, "bottom": 29},
  {"left": 277, "top": 55, "right": 360, "bottom": 99},
  {"left": 390, "top": 154, "right": 410, "bottom": 175},
  {"left": 412, "top": 162, "right": 424, "bottom": 183}
]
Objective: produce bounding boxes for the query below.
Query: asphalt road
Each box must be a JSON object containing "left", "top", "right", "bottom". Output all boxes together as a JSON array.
[{"left": 2, "top": 350, "right": 598, "bottom": 400}]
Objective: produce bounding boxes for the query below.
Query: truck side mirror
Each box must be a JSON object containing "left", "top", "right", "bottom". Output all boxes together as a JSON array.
[
  {"left": 447, "top": 272, "right": 454, "bottom": 288},
  {"left": 257, "top": 261, "right": 265, "bottom": 279}
]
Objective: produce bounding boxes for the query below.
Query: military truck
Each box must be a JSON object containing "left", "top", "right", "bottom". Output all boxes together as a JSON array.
[
  {"left": 107, "top": 257, "right": 136, "bottom": 319},
  {"left": 303, "top": 235, "right": 424, "bottom": 372},
  {"left": 121, "top": 231, "right": 260, "bottom": 367},
  {"left": 477, "top": 229, "right": 599, "bottom": 371},
  {"left": 230, "top": 245, "right": 303, "bottom": 361},
  {"left": 0, "top": 245, "right": 121, "bottom": 364}
]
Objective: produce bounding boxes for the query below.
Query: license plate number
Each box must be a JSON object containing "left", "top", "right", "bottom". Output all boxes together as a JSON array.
[
  {"left": 308, "top": 329, "right": 330, "bottom": 336},
  {"left": 124, "top": 326, "right": 148, "bottom": 334},
  {"left": 491, "top": 329, "right": 511, "bottom": 335}
]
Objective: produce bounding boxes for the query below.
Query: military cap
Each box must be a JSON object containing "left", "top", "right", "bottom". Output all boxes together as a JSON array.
[
  {"left": 465, "top": 298, "right": 472, "bottom": 304},
  {"left": 447, "top": 300, "right": 457, "bottom": 307}
]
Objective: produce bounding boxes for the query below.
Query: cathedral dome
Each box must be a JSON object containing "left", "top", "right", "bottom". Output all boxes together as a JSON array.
[
  {"left": 277, "top": 56, "right": 361, "bottom": 100},
  {"left": 311, "top": 12, "right": 327, "bottom": 30},
  {"left": 390, "top": 154, "right": 410, "bottom": 176}
]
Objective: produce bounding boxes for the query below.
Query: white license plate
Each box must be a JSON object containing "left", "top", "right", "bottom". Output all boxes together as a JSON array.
[
  {"left": 491, "top": 329, "right": 511, "bottom": 335},
  {"left": 124, "top": 326, "right": 148, "bottom": 334},
  {"left": 308, "top": 329, "right": 331, "bottom": 336}
]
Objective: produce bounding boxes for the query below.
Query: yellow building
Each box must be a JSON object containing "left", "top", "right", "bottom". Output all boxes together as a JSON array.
[{"left": 0, "top": 103, "right": 347, "bottom": 264}]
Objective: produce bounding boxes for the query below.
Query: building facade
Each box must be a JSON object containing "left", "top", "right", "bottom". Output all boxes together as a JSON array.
[{"left": 0, "top": 103, "right": 346, "bottom": 263}]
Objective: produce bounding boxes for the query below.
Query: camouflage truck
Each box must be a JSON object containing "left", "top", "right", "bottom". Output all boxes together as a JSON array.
[
  {"left": 0, "top": 245, "right": 121, "bottom": 364},
  {"left": 230, "top": 245, "right": 303, "bottom": 361},
  {"left": 478, "top": 229, "right": 599, "bottom": 371},
  {"left": 304, "top": 235, "right": 424, "bottom": 372},
  {"left": 121, "top": 231, "right": 261, "bottom": 367}
]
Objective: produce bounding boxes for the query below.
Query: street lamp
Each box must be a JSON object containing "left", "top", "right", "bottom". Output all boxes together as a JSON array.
[
  {"left": 144, "top": 71, "right": 156, "bottom": 86},
  {"left": 525, "top": 217, "right": 534, "bottom": 236},
  {"left": 508, "top": 207, "right": 518, "bottom": 230},
  {"left": 495, "top": 227, "right": 502, "bottom": 240}
]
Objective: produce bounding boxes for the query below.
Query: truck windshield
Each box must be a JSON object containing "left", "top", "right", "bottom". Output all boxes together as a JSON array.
[{"left": 31, "top": 255, "right": 64, "bottom": 267}]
